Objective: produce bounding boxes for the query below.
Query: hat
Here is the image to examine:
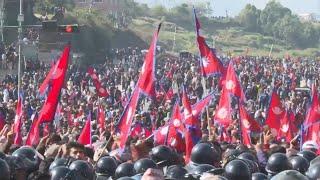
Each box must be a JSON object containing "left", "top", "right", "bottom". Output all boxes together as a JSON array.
[{"left": 302, "top": 141, "right": 318, "bottom": 152}]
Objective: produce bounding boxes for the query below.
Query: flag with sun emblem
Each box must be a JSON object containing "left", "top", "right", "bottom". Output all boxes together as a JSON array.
[
  {"left": 137, "top": 23, "right": 161, "bottom": 98},
  {"left": 265, "top": 90, "right": 285, "bottom": 134},
  {"left": 87, "top": 67, "right": 109, "bottom": 97},
  {"left": 193, "top": 8, "right": 224, "bottom": 77},
  {"left": 116, "top": 87, "right": 140, "bottom": 149},
  {"left": 215, "top": 88, "right": 233, "bottom": 127},
  {"left": 304, "top": 84, "right": 320, "bottom": 128},
  {"left": 223, "top": 61, "right": 246, "bottom": 101},
  {"left": 38, "top": 45, "right": 70, "bottom": 123},
  {"left": 277, "top": 109, "right": 297, "bottom": 142}
]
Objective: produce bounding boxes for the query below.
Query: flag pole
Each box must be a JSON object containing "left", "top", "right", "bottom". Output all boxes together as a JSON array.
[{"left": 238, "top": 98, "right": 243, "bottom": 144}]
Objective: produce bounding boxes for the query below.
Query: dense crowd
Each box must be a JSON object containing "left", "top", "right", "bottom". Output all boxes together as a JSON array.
[{"left": 0, "top": 45, "right": 319, "bottom": 180}]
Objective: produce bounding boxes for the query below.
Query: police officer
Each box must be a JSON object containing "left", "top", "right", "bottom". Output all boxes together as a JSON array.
[
  {"left": 271, "top": 170, "right": 308, "bottom": 180},
  {"left": 288, "top": 155, "right": 309, "bottom": 174},
  {"left": 115, "top": 162, "right": 136, "bottom": 179},
  {"left": 186, "top": 143, "right": 218, "bottom": 171},
  {"left": 306, "top": 163, "right": 320, "bottom": 180},
  {"left": 265, "top": 153, "right": 292, "bottom": 178},
  {"left": 69, "top": 160, "right": 94, "bottom": 180},
  {"left": 224, "top": 159, "right": 251, "bottom": 180},
  {"left": 134, "top": 158, "right": 157, "bottom": 174},
  {"left": 95, "top": 156, "right": 118, "bottom": 179}
]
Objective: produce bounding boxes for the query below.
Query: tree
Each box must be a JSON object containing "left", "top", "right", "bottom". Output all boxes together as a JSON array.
[
  {"left": 194, "top": 2, "right": 213, "bottom": 18},
  {"left": 300, "top": 23, "right": 320, "bottom": 48},
  {"left": 260, "top": 1, "right": 291, "bottom": 35},
  {"left": 237, "top": 4, "right": 261, "bottom": 32},
  {"left": 151, "top": 5, "right": 167, "bottom": 17},
  {"left": 273, "top": 14, "right": 302, "bottom": 47}
]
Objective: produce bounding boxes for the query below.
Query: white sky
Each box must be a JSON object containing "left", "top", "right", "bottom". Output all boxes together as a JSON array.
[{"left": 134, "top": 0, "right": 320, "bottom": 17}]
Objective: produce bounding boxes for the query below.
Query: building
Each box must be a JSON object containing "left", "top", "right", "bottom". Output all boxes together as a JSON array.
[
  {"left": 74, "top": 0, "right": 121, "bottom": 12},
  {"left": 298, "top": 13, "right": 318, "bottom": 22}
]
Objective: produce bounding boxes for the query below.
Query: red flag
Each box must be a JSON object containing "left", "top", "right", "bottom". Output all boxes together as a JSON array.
[
  {"left": 304, "top": 122, "right": 320, "bottom": 151},
  {"left": 191, "top": 93, "right": 214, "bottom": 118},
  {"left": 182, "top": 88, "right": 201, "bottom": 162},
  {"left": 87, "top": 68, "right": 109, "bottom": 97},
  {"left": 223, "top": 61, "right": 245, "bottom": 100},
  {"left": 0, "top": 112, "right": 4, "bottom": 131},
  {"left": 130, "top": 123, "right": 151, "bottom": 139},
  {"left": 167, "top": 124, "right": 185, "bottom": 152},
  {"left": 117, "top": 87, "right": 140, "bottom": 149},
  {"left": 278, "top": 110, "right": 297, "bottom": 142},
  {"left": 14, "top": 95, "right": 23, "bottom": 145},
  {"left": 265, "top": 90, "right": 285, "bottom": 133},
  {"left": 25, "top": 112, "right": 40, "bottom": 146},
  {"left": 304, "top": 84, "right": 320, "bottom": 127},
  {"left": 38, "top": 45, "right": 70, "bottom": 123},
  {"left": 165, "top": 88, "right": 174, "bottom": 101},
  {"left": 239, "top": 103, "right": 262, "bottom": 146},
  {"left": 78, "top": 113, "right": 92, "bottom": 146},
  {"left": 167, "top": 101, "right": 185, "bottom": 152},
  {"left": 215, "top": 89, "right": 233, "bottom": 127},
  {"left": 43, "top": 123, "right": 51, "bottom": 137},
  {"left": 137, "top": 23, "right": 161, "bottom": 98},
  {"left": 38, "top": 61, "right": 58, "bottom": 95},
  {"left": 194, "top": 9, "right": 224, "bottom": 77},
  {"left": 239, "top": 103, "right": 261, "bottom": 132},
  {"left": 171, "top": 101, "right": 184, "bottom": 132},
  {"left": 154, "top": 125, "right": 169, "bottom": 145},
  {"left": 97, "top": 105, "right": 105, "bottom": 130}
]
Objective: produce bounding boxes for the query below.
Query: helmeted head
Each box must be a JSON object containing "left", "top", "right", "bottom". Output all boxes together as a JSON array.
[
  {"left": 115, "top": 162, "right": 136, "bottom": 179},
  {"left": 224, "top": 159, "right": 251, "bottom": 180}
]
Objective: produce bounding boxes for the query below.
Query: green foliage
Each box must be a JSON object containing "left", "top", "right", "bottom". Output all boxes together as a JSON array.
[
  {"left": 236, "top": 0, "right": 320, "bottom": 49},
  {"left": 34, "top": 0, "right": 75, "bottom": 14},
  {"left": 237, "top": 4, "right": 261, "bottom": 32},
  {"left": 150, "top": 5, "right": 167, "bottom": 18}
]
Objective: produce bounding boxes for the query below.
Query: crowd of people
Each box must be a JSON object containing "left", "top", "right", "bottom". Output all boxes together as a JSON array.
[{"left": 0, "top": 45, "right": 319, "bottom": 180}]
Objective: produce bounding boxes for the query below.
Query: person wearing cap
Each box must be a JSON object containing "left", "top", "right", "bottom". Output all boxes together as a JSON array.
[{"left": 302, "top": 141, "right": 318, "bottom": 154}]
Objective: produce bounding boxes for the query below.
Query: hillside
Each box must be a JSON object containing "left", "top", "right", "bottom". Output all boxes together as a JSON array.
[{"left": 130, "top": 16, "right": 320, "bottom": 58}]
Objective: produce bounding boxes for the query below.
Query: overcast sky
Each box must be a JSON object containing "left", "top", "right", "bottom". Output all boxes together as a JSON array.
[{"left": 134, "top": 0, "right": 320, "bottom": 17}]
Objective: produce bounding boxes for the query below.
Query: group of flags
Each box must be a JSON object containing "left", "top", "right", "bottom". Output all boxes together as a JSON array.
[{"left": 8, "top": 8, "right": 320, "bottom": 161}]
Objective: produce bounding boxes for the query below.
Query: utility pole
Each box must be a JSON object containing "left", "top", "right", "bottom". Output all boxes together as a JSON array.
[
  {"left": 172, "top": 25, "right": 177, "bottom": 52},
  {"left": 0, "top": 0, "right": 4, "bottom": 41},
  {"left": 17, "top": 0, "right": 24, "bottom": 95}
]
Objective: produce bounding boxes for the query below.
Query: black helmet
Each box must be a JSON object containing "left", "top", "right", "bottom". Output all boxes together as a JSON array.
[
  {"left": 50, "top": 166, "right": 74, "bottom": 180},
  {"left": 95, "top": 156, "right": 118, "bottom": 177},
  {"left": 240, "top": 159, "right": 259, "bottom": 174},
  {"left": 252, "top": 172, "right": 268, "bottom": 180},
  {"left": 0, "top": 151, "right": 6, "bottom": 159},
  {"left": 0, "top": 159, "right": 10, "bottom": 180},
  {"left": 306, "top": 163, "right": 320, "bottom": 180},
  {"left": 190, "top": 143, "right": 218, "bottom": 165},
  {"left": 69, "top": 160, "right": 94, "bottom": 179},
  {"left": 225, "top": 159, "right": 251, "bottom": 180},
  {"left": 150, "top": 145, "right": 173, "bottom": 167},
  {"left": 117, "top": 177, "right": 135, "bottom": 180},
  {"left": 289, "top": 156, "right": 309, "bottom": 174},
  {"left": 165, "top": 165, "right": 187, "bottom": 179},
  {"left": 223, "top": 148, "right": 241, "bottom": 163},
  {"left": 310, "top": 156, "right": 320, "bottom": 166},
  {"left": 190, "top": 164, "right": 215, "bottom": 176},
  {"left": 238, "top": 152, "right": 258, "bottom": 163},
  {"left": 134, "top": 158, "right": 157, "bottom": 174},
  {"left": 265, "top": 153, "right": 291, "bottom": 176},
  {"left": 271, "top": 170, "right": 308, "bottom": 180},
  {"left": 49, "top": 158, "right": 68, "bottom": 171},
  {"left": 115, "top": 162, "right": 136, "bottom": 179},
  {"left": 12, "top": 146, "right": 40, "bottom": 173},
  {"left": 297, "top": 150, "right": 317, "bottom": 162}
]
